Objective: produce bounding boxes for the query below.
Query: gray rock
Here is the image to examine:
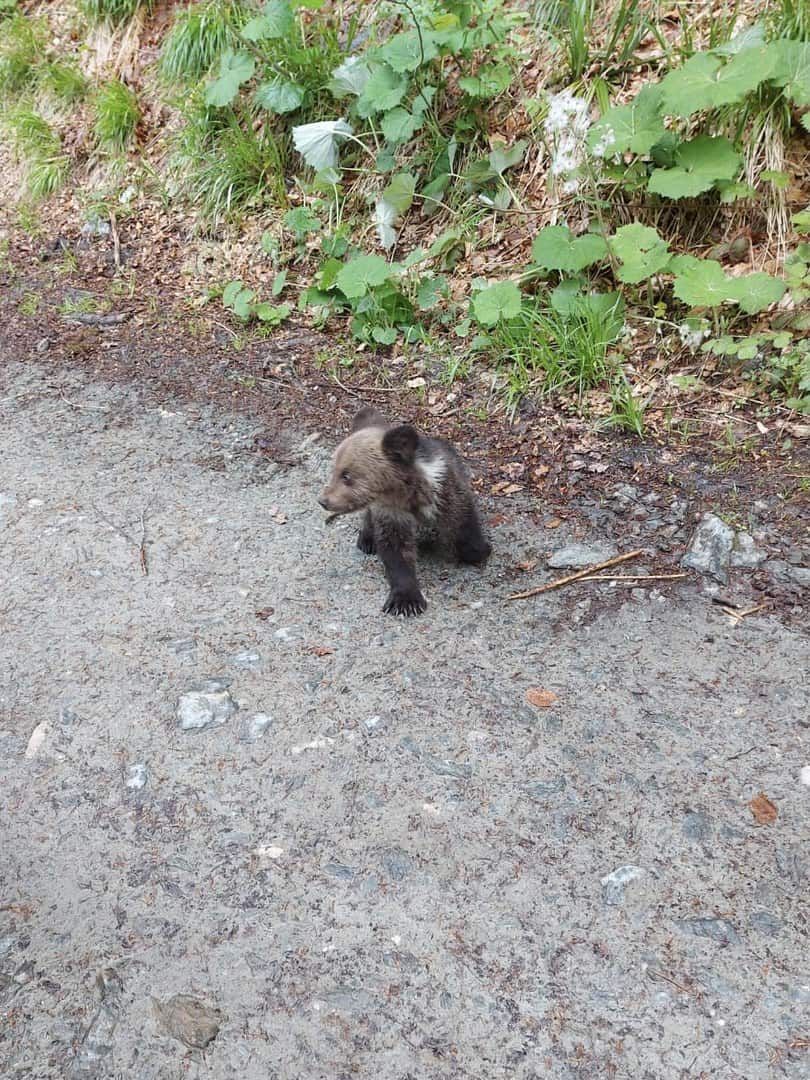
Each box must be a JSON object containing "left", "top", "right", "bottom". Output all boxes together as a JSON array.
[
  {"left": 730, "top": 532, "right": 767, "bottom": 568},
  {"left": 152, "top": 994, "right": 224, "bottom": 1049},
  {"left": 680, "top": 917, "right": 740, "bottom": 945},
  {"left": 191, "top": 676, "right": 231, "bottom": 692},
  {"left": 381, "top": 848, "right": 414, "bottom": 881},
  {"left": 788, "top": 565, "right": 810, "bottom": 588},
  {"left": 69, "top": 969, "right": 123, "bottom": 1078},
  {"left": 601, "top": 864, "right": 647, "bottom": 905},
  {"left": 548, "top": 542, "right": 618, "bottom": 569},
  {"left": 749, "top": 910, "right": 783, "bottom": 936},
  {"left": 229, "top": 648, "right": 261, "bottom": 670},
  {"left": 124, "top": 763, "right": 149, "bottom": 790},
  {"left": 323, "top": 862, "right": 357, "bottom": 880},
  {"left": 177, "top": 688, "right": 237, "bottom": 731},
  {"left": 682, "top": 811, "right": 712, "bottom": 843},
  {"left": 681, "top": 513, "right": 735, "bottom": 583},
  {"left": 239, "top": 712, "right": 272, "bottom": 742},
  {"left": 422, "top": 752, "right": 472, "bottom": 779},
  {"left": 524, "top": 777, "right": 567, "bottom": 800}
]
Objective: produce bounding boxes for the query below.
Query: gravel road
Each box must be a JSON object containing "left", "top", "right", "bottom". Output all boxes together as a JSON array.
[{"left": 1, "top": 358, "right": 808, "bottom": 1080}]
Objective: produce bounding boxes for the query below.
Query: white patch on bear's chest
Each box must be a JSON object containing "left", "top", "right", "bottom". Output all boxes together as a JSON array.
[{"left": 417, "top": 455, "right": 447, "bottom": 492}]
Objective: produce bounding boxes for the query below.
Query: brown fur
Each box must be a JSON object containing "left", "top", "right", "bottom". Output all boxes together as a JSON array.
[{"left": 319, "top": 408, "right": 491, "bottom": 616}]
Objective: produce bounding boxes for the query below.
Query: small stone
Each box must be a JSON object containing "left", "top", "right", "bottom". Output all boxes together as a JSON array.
[
  {"left": 323, "top": 862, "right": 357, "bottom": 880},
  {"left": 730, "top": 532, "right": 766, "bottom": 568},
  {"left": 680, "top": 917, "right": 740, "bottom": 945},
  {"left": 125, "top": 763, "right": 149, "bottom": 790},
  {"left": 421, "top": 753, "right": 472, "bottom": 779},
  {"left": 788, "top": 566, "right": 810, "bottom": 588},
  {"left": 229, "top": 648, "right": 261, "bottom": 670},
  {"left": 749, "top": 910, "right": 783, "bottom": 936},
  {"left": 168, "top": 638, "right": 196, "bottom": 655},
  {"left": 682, "top": 812, "right": 712, "bottom": 843},
  {"left": 24, "top": 722, "right": 49, "bottom": 759},
  {"left": 380, "top": 848, "right": 414, "bottom": 882},
  {"left": 548, "top": 542, "right": 618, "bottom": 569},
  {"left": 524, "top": 777, "right": 567, "bottom": 800},
  {"left": 69, "top": 969, "right": 124, "bottom": 1078},
  {"left": 681, "top": 513, "right": 735, "bottom": 584},
  {"left": 274, "top": 627, "right": 295, "bottom": 642},
  {"left": 800, "top": 766, "right": 810, "bottom": 787},
  {"left": 239, "top": 713, "right": 272, "bottom": 743},
  {"left": 152, "top": 994, "right": 224, "bottom": 1050},
  {"left": 191, "top": 676, "right": 231, "bottom": 692},
  {"left": 791, "top": 984, "right": 810, "bottom": 1004},
  {"left": 363, "top": 714, "right": 385, "bottom": 733},
  {"left": 601, "top": 864, "right": 646, "bottom": 905},
  {"left": 177, "top": 688, "right": 237, "bottom": 731}
]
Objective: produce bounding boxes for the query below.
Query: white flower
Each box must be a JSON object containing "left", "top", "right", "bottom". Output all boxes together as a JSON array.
[
  {"left": 590, "top": 127, "right": 616, "bottom": 160},
  {"left": 292, "top": 119, "right": 353, "bottom": 172},
  {"left": 544, "top": 90, "right": 591, "bottom": 195}
]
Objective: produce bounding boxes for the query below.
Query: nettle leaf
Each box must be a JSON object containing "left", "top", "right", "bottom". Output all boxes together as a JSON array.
[
  {"left": 336, "top": 254, "right": 394, "bottom": 298},
  {"left": 768, "top": 39, "right": 810, "bottom": 107},
  {"left": 714, "top": 24, "right": 766, "bottom": 55},
  {"left": 382, "top": 172, "right": 416, "bottom": 214},
  {"left": 357, "top": 65, "right": 408, "bottom": 118},
  {"left": 611, "top": 223, "right": 671, "bottom": 284},
  {"left": 588, "top": 84, "right": 666, "bottom": 157},
  {"left": 205, "top": 50, "right": 255, "bottom": 108},
  {"left": 329, "top": 57, "right": 372, "bottom": 97},
  {"left": 283, "top": 206, "right": 321, "bottom": 236},
  {"left": 648, "top": 135, "right": 741, "bottom": 199},
  {"left": 242, "top": 0, "right": 294, "bottom": 41},
  {"left": 255, "top": 77, "right": 304, "bottom": 114},
  {"left": 381, "top": 107, "right": 423, "bottom": 144},
  {"left": 292, "top": 119, "right": 353, "bottom": 171},
  {"left": 458, "top": 64, "right": 511, "bottom": 99},
  {"left": 471, "top": 281, "right": 522, "bottom": 326},
  {"left": 489, "top": 139, "right": 527, "bottom": 175},
  {"left": 379, "top": 29, "right": 439, "bottom": 73},
  {"left": 531, "top": 225, "right": 608, "bottom": 273},
  {"left": 733, "top": 272, "right": 786, "bottom": 314},
  {"left": 660, "top": 48, "right": 774, "bottom": 117}
]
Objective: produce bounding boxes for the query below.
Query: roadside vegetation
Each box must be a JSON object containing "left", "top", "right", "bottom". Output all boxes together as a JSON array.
[{"left": 1, "top": 0, "right": 809, "bottom": 428}]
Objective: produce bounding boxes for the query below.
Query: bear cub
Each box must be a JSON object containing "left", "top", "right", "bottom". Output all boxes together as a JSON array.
[{"left": 319, "top": 407, "right": 491, "bottom": 616}]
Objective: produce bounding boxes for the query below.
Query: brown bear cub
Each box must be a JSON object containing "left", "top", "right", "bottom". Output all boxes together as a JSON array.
[{"left": 319, "top": 407, "right": 491, "bottom": 616}]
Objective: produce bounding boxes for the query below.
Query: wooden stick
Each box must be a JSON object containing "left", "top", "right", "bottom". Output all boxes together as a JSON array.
[
  {"left": 506, "top": 549, "right": 646, "bottom": 600},
  {"left": 720, "top": 602, "right": 766, "bottom": 622},
  {"left": 576, "top": 572, "right": 688, "bottom": 583}
]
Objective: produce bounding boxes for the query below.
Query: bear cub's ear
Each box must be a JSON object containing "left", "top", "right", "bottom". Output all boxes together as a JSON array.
[
  {"left": 382, "top": 424, "right": 419, "bottom": 466},
  {"left": 351, "top": 406, "right": 387, "bottom": 432}
]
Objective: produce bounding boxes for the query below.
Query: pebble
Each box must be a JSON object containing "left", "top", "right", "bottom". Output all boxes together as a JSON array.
[
  {"left": 601, "top": 864, "right": 647, "bottom": 905},
  {"left": 681, "top": 513, "right": 734, "bottom": 583},
  {"left": 682, "top": 811, "right": 712, "bottom": 843},
  {"left": 69, "top": 969, "right": 123, "bottom": 1078},
  {"left": 24, "top": 722, "right": 49, "bottom": 759},
  {"left": 749, "top": 911, "right": 783, "bottom": 936},
  {"left": 125, "top": 763, "right": 149, "bottom": 790},
  {"left": 801, "top": 766, "right": 810, "bottom": 787},
  {"left": 729, "top": 532, "right": 767, "bottom": 568},
  {"left": 548, "top": 542, "right": 618, "bottom": 569},
  {"left": 381, "top": 848, "right": 414, "bottom": 881},
  {"left": 239, "top": 713, "right": 272, "bottom": 742},
  {"left": 421, "top": 752, "right": 472, "bottom": 779},
  {"left": 176, "top": 687, "right": 237, "bottom": 731},
  {"left": 680, "top": 917, "right": 740, "bottom": 945},
  {"left": 524, "top": 777, "right": 567, "bottom": 800},
  {"left": 152, "top": 994, "right": 224, "bottom": 1049},
  {"left": 229, "top": 648, "right": 261, "bottom": 670}
]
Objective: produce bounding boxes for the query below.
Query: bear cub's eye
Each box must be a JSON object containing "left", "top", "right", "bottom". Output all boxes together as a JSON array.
[{"left": 341, "top": 470, "right": 352, "bottom": 485}]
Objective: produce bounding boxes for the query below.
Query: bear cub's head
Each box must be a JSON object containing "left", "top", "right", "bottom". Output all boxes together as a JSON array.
[{"left": 319, "top": 408, "right": 420, "bottom": 516}]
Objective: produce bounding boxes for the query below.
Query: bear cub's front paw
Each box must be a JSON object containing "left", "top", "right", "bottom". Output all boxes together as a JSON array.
[{"left": 383, "top": 586, "right": 427, "bottom": 617}]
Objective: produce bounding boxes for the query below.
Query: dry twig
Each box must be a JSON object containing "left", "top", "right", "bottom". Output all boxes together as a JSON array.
[
  {"left": 576, "top": 572, "right": 688, "bottom": 584},
  {"left": 506, "top": 549, "right": 646, "bottom": 600}
]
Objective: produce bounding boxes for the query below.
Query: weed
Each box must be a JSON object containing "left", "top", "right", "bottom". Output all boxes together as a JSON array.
[
  {"left": 59, "top": 295, "right": 105, "bottom": 315},
  {"left": 5, "top": 107, "right": 70, "bottom": 198},
  {"left": 18, "top": 291, "right": 39, "bottom": 315},
  {"left": 159, "top": 0, "right": 247, "bottom": 83},
  {"left": 94, "top": 79, "right": 139, "bottom": 151},
  {"left": 0, "top": 13, "right": 45, "bottom": 96},
  {"left": 603, "top": 373, "right": 647, "bottom": 435},
  {"left": 39, "top": 60, "right": 87, "bottom": 104},
  {"left": 80, "top": 0, "right": 154, "bottom": 25}
]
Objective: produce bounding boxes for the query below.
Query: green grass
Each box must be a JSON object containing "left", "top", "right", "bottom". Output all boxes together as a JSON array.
[
  {"left": 5, "top": 107, "right": 70, "bottom": 198},
  {"left": 80, "top": 0, "right": 154, "bottom": 25},
  {"left": 0, "top": 13, "right": 45, "bottom": 96},
  {"left": 39, "top": 60, "right": 87, "bottom": 104},
  {"left": 159, "top": 0, "right": 248, "bottom": 83},
  {"left": 94, "top": 79, "right": 139, "bottom": 150}
]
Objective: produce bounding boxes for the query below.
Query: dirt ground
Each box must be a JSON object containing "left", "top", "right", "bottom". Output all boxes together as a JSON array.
[{"left": 1, "top": 338, "right": 809, "bottom": 1080}]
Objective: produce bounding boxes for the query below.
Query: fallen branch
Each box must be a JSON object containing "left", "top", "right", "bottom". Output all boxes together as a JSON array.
[
  {"left": 507, "top": 549, "right": 646, "bottom": 600},
  {"left": 576, "top": 572, "right": 688, "bottom": 584},
  {"left": 720, "top": 602, "right": 766, "bottom": 623}
]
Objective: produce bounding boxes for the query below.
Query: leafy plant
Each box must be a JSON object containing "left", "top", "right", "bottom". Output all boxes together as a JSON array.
[
  {"left": 95, "top": 79, "right": 140, "bottom": 150},
  {"left": 223, "top": 278, "right": 291, "bottom": 324}
]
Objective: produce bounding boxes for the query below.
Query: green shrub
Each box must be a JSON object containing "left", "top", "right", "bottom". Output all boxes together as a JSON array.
[{"left": 94, "top": 78, "right": 140, "bottom": 150}]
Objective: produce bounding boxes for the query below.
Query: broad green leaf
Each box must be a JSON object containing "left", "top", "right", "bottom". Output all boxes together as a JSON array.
[
  {"left": 549, "top": 277, "right": 584, "bottom": 315},
  {"left": 672, "top": 257, "right": 736, "bottom": 307},
  {"left": 292, "top": 119, "right": 353, "bottom": 171},
  {"left": 382, "top": 172, "right": 416, "bottom": 214},
  {"left": 412, "top": 86, "right": 436, "bottom": 116},
  {"left": 254, "top": 78, "right": 304, "bottom": 114},
  {"left": 231, "top": 286, "right": 256, "bottom": 319},
  {"left": 381, "top": 107, "right": 422, "bottom": 144},
  {"left": 336, "top": 254, "right": 393, "bottom": 299},
  {"left": 793, "top": 208, "right": 810, "bottom": 233},
  {"left": 611, "top": 223, "right": 671, "bottom": 284},
  {"left": 356, "top": 65, "right": 408, "bottom": 118},
  {"left": 223, "top": 280, "right": 245, "bottom": 307},
  {"left": 316, "top": 256, "right": 342, "bottom": 290},
  {"left": 283, "top": 206, "right": 321, "bottom": 236},
  {"left": 379, "top": 29, "right": 438, "bottom": 73},
  {"left": 372, "top": 326, "right": 398, "bottom": 345},
  {"left": 660, "top": 48, "right": 774, "bottom": 117},
  {"left": 716, "top": 180, "right": 757, "bottom": 202},
  {"left": 271, "top": 270, "right": 287, "bottom": 296},
  {"left": 420, "top": 174, "right": 450, "bottom": 217},
  {"left": 731, "top": 272, "right": 786, "bottom": 314},
  {"left": 767, "top": 39, "right": 810, "bottom": 106},
  {"left": 714, "top": 24, "right": 766, "bottom": 55},
  {"left": 254, "top": 301, "right": 291, "bottom": 323},
  {"left": 648, "top": 135, "right": 741, "bottom": 199},
  {"left": 416, "top": 275, "right": 447, "bottom": 310},
  {"left": 471, "top": 281, "right": 522, "bottom": 326},
  {"left": 531, "top": 225, "right": 608, "bottom": 273},
  {"left": 329, "top": 57, "right": 371, "bottom": 97},
  {"left": 205, "top": 50, "right": 254, "bottom": 108},
  {"left": 458, "top": 64, "right": 511, "bottom": 98},
  {"left": 588, "top": 84, "right": 666, "bottom": 157},
  {"left": 242, "top": 0, "right": 294, "bottom": 40},
  {"left": 489, "top": 139, "right": 527, "bottom": 175}
]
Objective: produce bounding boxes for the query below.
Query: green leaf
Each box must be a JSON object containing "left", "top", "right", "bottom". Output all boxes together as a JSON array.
[
  {"left": 223, "top": 280, "right": 245, "bottom": 307},
  {"left": 271, "top": 270, "right": 287, "bottom": 296},
  {"left": 205, "top": 50, "right": 255, "bottom": 108},
  {"left": 768, "top": 39, "right": 810, "bottom": 107},
  {"left": 242, "top": 0, "right": 294, "bottom": 41},
  {"left": 357, "top": 65, "right": 408, "bottom": 118},
  {"left": 254, "top": 301, "right": 292, "bottom": 324},
  {"left": 531, "top": 225, "right": 608, "bottom": 273},
  {"left": 648, "top": 135, "right": 741, "bottom": 199},
  {"left": 471, "top": 281, "right": 522, "bottom": 326},
  {"left": 416, "top": 275, "right": 448, "bottom": 310},
  {"left": 588, "top": 84, "right": 666, "bottom": 157},
  {"left": 230, "top": 286, "right": 256, "bottom": 319},
  {"left": 458, "top": 63, "right": 511, "bottom": 98},
  {"left": 381, "top": 172, "right": 416, "bottom": 214},
  {"left": 316, "top": 256, "right": 343, "bottom": 290},
  {"left": 793, "top": 208, "right": 810, "bottom": 233},
  {"left": 732, "top": 272, "right": 786, "bottom": 314},
  {"left": 672, "top": 257, "right": 734, "bottom": 307},
  {"left": 336, "top": 254, "right": 394, "bottom": 299},
  {"left": 283, "top": 206, "right": 321, "bottom": 236},
  {"left": 716, "top": 180, "right": 757, "bottom": 202},
  {"left": 254, "top": 78, "right": 304, "bottom": 114},
  {"left": 611, "top": 223, "right": 671, "bottom": 284},
  {"left": 329, "top": 57, "right": 372, "bottom": 97},
  {"left": 371, "top": 326, "right": 398, "bottom": 345},
  {"left": 292, "top": 119, "right": 353, "bottom": 171},
  {"left": 379, "top": 29, "right": 438, "bottom": 73},
  {"left": 381, "top": 107, "right": 422, "bottom": 144},
  {"left": 489, "top": 139, "right": 527, "bottom": 175},
  {"left": 549, "top": 278, "right": 584, "bottom": 315},
  {"left": 660, "top": 48, "right": 774, "bottom": 117}
]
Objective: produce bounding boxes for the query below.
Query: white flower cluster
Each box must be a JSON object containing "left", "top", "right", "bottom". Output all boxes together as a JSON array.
[{"left": 544, "top": 90, "right": 591, "bottom": 195}]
